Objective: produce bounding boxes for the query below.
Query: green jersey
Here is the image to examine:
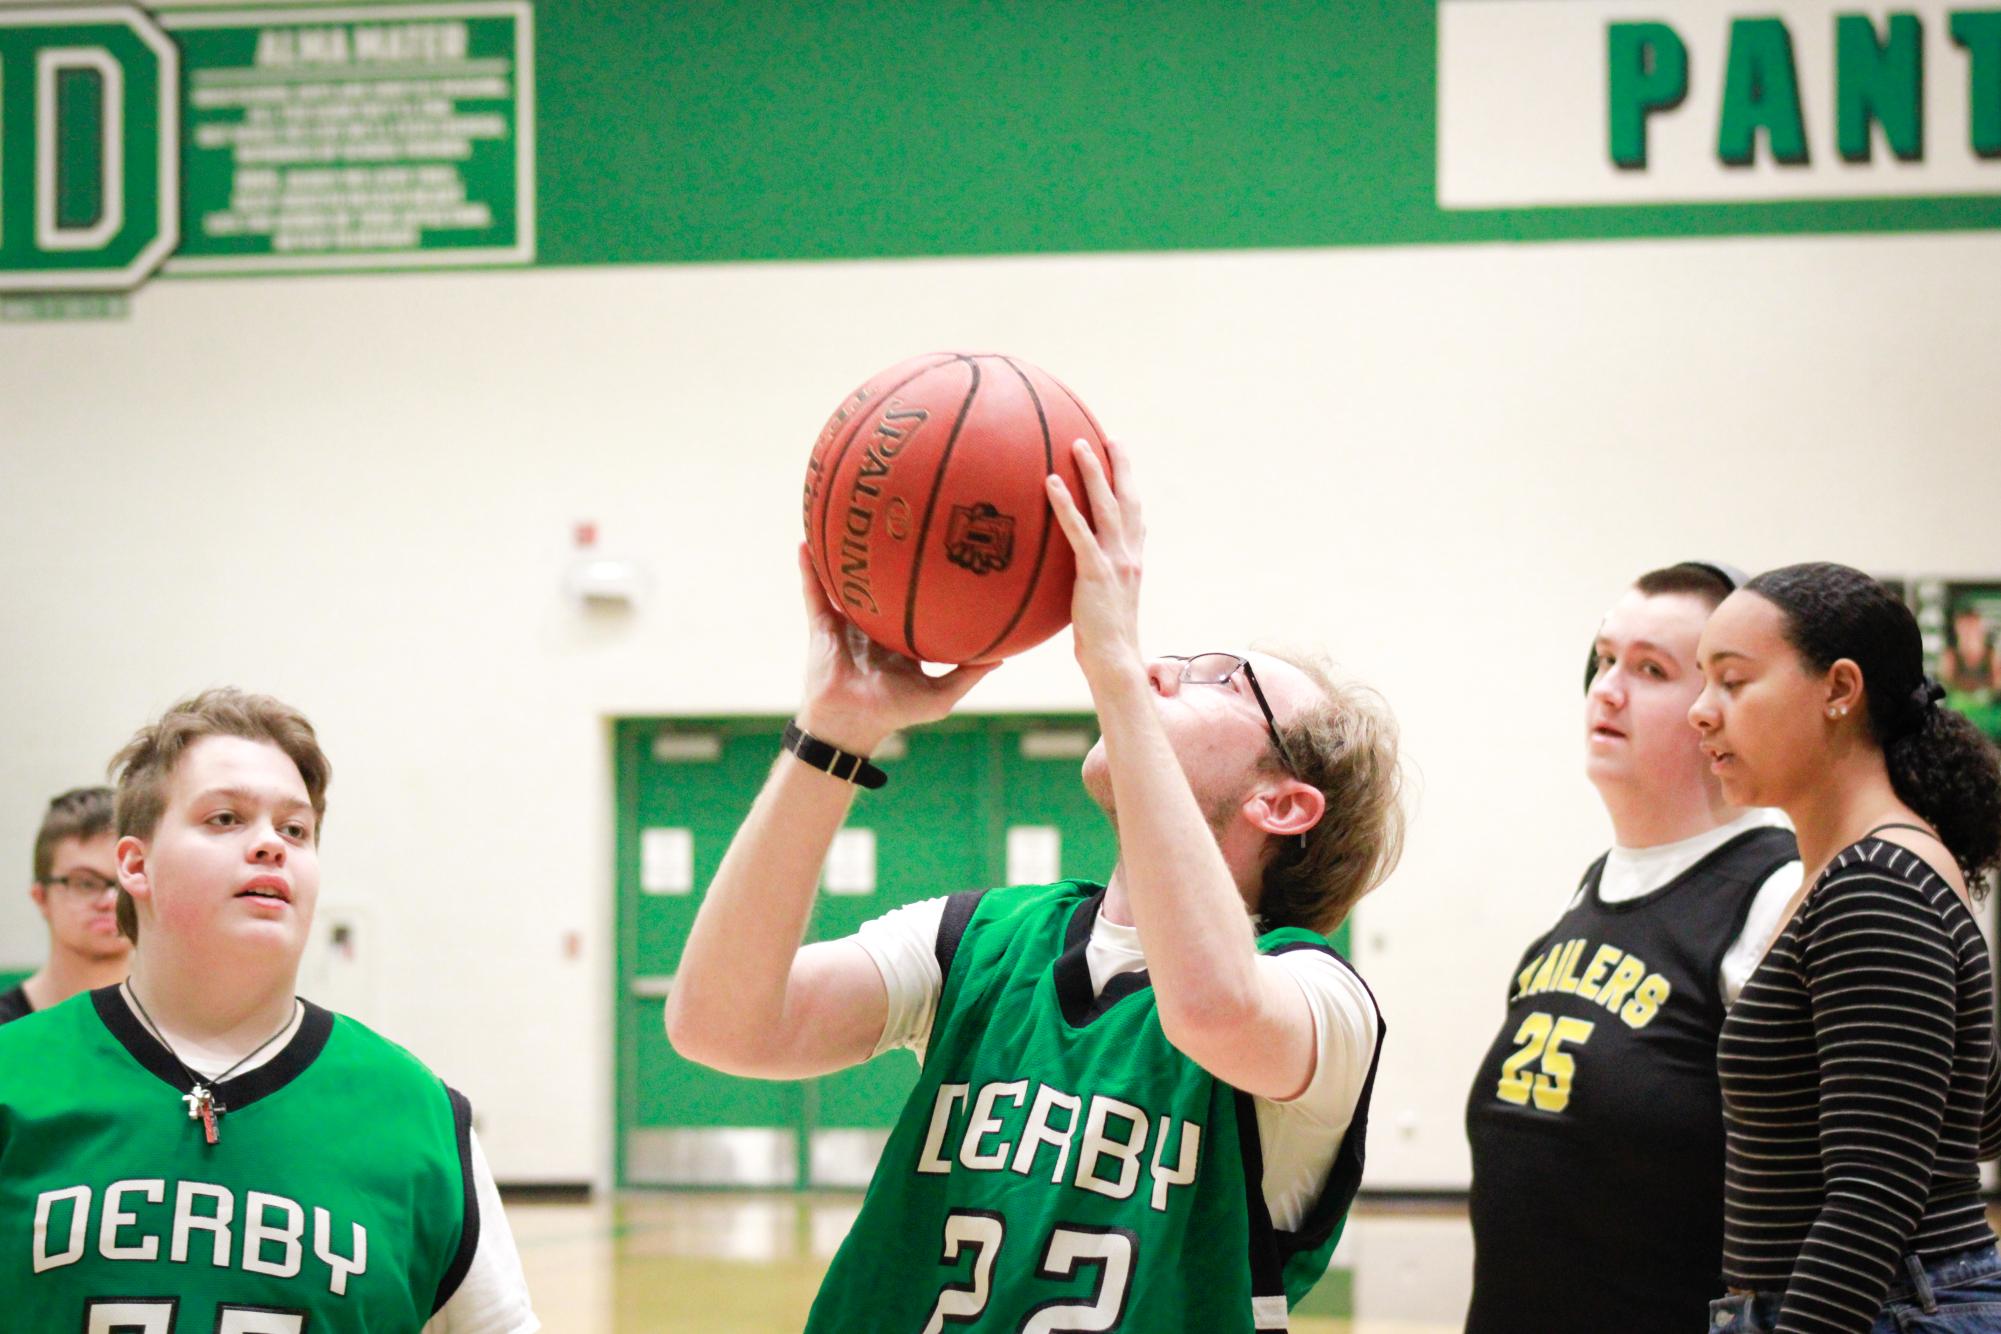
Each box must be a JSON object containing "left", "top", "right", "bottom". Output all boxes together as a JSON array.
[
  {"left": 807, "top": 881, "right": 1383, "bottom": 1334},
  {"left": 0, "top": 988, "right": 479, "bottom": 1333}
]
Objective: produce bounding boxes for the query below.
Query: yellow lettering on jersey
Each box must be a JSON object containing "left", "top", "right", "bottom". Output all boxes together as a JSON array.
[
  {"left": 1496, "top": 1012, "right": 1552, "bottom": 1106},
  {"left": 1575, "top": 945, "right": 1623, "bottom": 1003},
  {"left": 1596, "top": 955, "right": 1647, "bottom": 1014},
  {"left": 1495, "top": 1011, "right": 1598, "bottom": 1114},
  {"left": 1620, "top": 973, "right": 1672, "bottom": 1029},
  {"left": 1527, "top": 946, "right": 1562, "bottom": 996},
  {"left": 1530, "top": 1016, "right": 1596, "bottom": 1113},
  {"left": 1553, "top": 939, "right": 1588, "bottom": 994},
  {"left": 1514, "top": 952, "right": 1545, "bottom": 1001}
]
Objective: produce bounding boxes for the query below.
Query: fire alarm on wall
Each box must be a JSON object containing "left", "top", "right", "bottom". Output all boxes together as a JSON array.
[{"left": 565, "top": 520, "right": 650, "bottom": 607}]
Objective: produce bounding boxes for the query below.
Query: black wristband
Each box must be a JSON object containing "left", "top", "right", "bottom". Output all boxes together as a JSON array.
[{"left": 782, "top": 721, "right": 888, "bottom": 790}]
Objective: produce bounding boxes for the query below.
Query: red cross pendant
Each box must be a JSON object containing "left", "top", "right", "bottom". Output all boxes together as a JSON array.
[{"left": 183, "top": 1085, "right": 220, "bottom": 1145}]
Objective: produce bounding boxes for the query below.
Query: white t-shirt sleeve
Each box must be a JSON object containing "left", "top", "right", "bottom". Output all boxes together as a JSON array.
[
  {"left": 422, "top": 1130, "right": 539, "bottom": 1333},
  {"left": 852, "top": 895, "right": 950, "bottom": 1057},
  {"left": 1718, "top": 860, "right": 1805, "bottom": 1008},
  {"left": 1252, "top": 950, "right": 1380, "bottom": 1231}
]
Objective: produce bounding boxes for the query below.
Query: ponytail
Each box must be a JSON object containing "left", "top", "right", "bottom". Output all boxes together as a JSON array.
[{"left": 1883, "top": 703, "right": 2001, "bottom": 885}]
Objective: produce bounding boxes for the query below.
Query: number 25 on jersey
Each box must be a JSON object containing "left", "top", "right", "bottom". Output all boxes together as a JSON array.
[{"left": 1495, "top": 1012, "right": 1595, "bottom": 1114}]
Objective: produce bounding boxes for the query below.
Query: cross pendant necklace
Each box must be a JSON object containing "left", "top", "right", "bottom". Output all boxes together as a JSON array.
[
  {"left": 125, "top": 983, "right": 297, "bottom": 1147},
  {"left": 182, "top": 1086, "right": 221, "bottom": 1145}
]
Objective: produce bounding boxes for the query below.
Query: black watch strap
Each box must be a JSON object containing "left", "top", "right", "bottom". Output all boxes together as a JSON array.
[{"left": 782, "top": 721, "right": 888, "bottom": 790}]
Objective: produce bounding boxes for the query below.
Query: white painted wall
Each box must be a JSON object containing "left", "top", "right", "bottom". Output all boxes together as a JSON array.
[{"left": 4, "top": 230, "right": 1998, "bottom": 1186}]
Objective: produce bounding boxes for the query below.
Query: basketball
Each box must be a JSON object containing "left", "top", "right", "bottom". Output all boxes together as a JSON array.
[{"left": 802, "top": 352, "right": 1112, "bottom": 664}]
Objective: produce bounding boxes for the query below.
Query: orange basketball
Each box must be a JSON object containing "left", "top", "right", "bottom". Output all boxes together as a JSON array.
[{"left": 803, "top": 352, "right": 1111, "bottom": 664}]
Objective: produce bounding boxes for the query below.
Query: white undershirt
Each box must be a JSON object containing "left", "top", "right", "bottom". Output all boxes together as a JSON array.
[
  {"left": 851, "top": 897, "right": 1380, "bottom": 1231},
  {"left": 1567, "top": 808, "right": 1802, "bottom": 1007},
  {"left": 118, "top": 990, "right": 539, "bottom": 1333}
]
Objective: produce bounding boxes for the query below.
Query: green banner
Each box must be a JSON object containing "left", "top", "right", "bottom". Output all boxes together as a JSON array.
[
  {"left": 5, "top": 1, "right": 2001, "bottom": 295},
  {"left": 0, "top": 0, "right": 529, "bottom": 291},
  {"left": 162, "top": 2, "right": 531, "bottom": 273}
]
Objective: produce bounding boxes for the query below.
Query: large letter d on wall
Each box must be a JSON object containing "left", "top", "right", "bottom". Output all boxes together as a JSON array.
[{"left": 0, "top": 6, "right": 178, "bottom": 292}]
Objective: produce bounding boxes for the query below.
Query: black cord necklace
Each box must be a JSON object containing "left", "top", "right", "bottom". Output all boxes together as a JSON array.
[{"left": 123, "top": 981, "right": 300, "bottom": 1145}]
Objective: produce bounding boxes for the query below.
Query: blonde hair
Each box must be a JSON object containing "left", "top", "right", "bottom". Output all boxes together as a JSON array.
[
  {"left": 109, "top": 688, "right": 330, "bottom": 943},
  {"left": 1253, "top": 647, "right": 1406, "bottom": 938}
]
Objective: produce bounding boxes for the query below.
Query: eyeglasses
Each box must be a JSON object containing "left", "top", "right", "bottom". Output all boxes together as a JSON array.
[
  {"left": 43, "top": 871, "right": 118, "bottom": 899},
  {"left": 1166, "top": 653, "right": 1302, "bottom": 776}
]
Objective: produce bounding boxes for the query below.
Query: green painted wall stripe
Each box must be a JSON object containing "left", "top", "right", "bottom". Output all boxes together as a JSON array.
[
  {"left": 537, "top": 2, "right": 1428, "bottom": 264},
  {"left": 532, "top": 0, "right": 2001, "bottom": 269},
  {"left": 12, "top": 0, "right": 2001, "bottom": 292}
]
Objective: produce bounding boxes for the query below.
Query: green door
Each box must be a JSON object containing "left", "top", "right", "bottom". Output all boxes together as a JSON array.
[
  {"left": 615, "top": 714, "right": 1118, "bottom": 1187},
  {"left": 617, "top": 722, "right": 810, "bottom": 1187},
  {"left": 613, "top": 712, "right": 1344, "bottom": 1189},
  {"left": 802, "top": 723, "right": 996, "bottom": 1185}
]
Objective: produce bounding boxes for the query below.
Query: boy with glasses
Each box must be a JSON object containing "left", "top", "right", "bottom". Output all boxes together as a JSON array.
[
  {"left": 2, "top": 787, "right": 129, "bottom": 1025},
  {"left": 668, "top": 438, "right": 1404, "bottom": 1332}
]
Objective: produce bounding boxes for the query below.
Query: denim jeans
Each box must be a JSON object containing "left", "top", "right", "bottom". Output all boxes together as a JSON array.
[{"left": 1708, "top": 1246, "right": 2001, "bottom": 1332}]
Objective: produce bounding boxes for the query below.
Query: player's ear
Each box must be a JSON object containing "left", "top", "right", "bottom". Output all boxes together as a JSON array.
[
  {"left": 1248, "top": 781, "right": 1324, "bottom": 839},
  {"left": 116, "top": 835, "right": 153, "bottom": 905},
  {"left": 1824, "top": 658, "right": 1866, "bottom": 721},
  {"left": 28, "top": 881, "right": 49, "bottom": 916}
]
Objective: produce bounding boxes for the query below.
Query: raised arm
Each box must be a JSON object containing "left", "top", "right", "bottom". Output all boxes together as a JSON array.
[
  {"left": 1044, "top": 440, "right": 1322, "bottom": 1102},
  {"left": 662, "top": 547, "right": 995, "bottom": 1080}
]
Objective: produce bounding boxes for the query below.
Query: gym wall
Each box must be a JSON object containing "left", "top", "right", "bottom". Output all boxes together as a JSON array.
[{"left": 4, "top": 0, "right": 1998, "bottom": 1189}]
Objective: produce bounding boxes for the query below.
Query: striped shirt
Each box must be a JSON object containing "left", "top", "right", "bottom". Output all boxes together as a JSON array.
[{"left": 1717, "top": 836, "right": 1997, "bottom": 1333}]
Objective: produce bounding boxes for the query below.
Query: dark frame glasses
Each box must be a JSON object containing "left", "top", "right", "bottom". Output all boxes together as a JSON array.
[
  {"left": 1165, "top": 653, "right": 1302, "bottom": 776},
  {"left": 41, "top": 871, "right": 119, "bottom": 898}
]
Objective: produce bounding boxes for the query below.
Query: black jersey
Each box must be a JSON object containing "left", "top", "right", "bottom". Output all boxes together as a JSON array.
[
  {"left": 0, "top": 983, "right": 32, "bottom": 1026},
  {"left": 1463, "top": 826, "right": 1797, "bottom": 1334}
]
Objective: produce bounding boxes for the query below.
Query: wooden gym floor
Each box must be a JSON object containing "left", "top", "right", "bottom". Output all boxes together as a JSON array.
[
  {"left": 509, "top": 1192, "right": 1474, "bottom": 1333},
  {"left": 510, "top": 1194, "right": 2001, "bottom": 1331}
]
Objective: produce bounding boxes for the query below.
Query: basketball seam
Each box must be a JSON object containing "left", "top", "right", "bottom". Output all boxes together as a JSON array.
[
  {"left": 811, "top": 353, "right": 959, "bottom": 609},
  {"left": 966, "top": 355, "right": 1060, "bottom": 663},
  {"left": 901, "top": 356, "right": 984, "bottom": 662},
  {"left": 1047, "top": 375, "right": 1110, "bottom": 463}
]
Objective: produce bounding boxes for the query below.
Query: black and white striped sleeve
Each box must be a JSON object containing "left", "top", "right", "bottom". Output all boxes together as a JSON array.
[
  {"left": 1982, "top": 1047, "right": 2001, "bottom": 1162},
  {"left": 1778, "top": 869, "right": 1962, "bottom": 1334}
]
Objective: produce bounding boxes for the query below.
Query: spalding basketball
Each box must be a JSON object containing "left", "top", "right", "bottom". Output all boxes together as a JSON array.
[{"left": 803, "top": 352, "right": 1111, "bottom": 664}]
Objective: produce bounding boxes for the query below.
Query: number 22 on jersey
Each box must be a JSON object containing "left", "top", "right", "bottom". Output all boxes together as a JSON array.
[
  {"left": 922, "top": 1210, "right": 1136, "bottom": 1334},
  {"left": 85, "top": 1301, "right": 303, "bottom": 1332}
]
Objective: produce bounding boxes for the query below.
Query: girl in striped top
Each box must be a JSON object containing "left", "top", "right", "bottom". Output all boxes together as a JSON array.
[{"left": 1691, "top": 562, "right": 2001, "bottom": 1334}]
